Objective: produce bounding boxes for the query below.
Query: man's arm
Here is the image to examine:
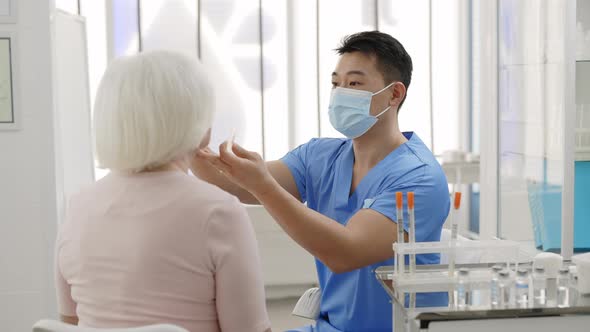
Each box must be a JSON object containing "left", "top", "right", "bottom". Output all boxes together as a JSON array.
[
  {"left": 202, "top": 142, "right": 404, "bottom": 273},
  {"left": 191, "top": 148, "right": 301, "bottom": 205},
  {"left": 255, "top": 178, "right": 403, "bottom": 273}
]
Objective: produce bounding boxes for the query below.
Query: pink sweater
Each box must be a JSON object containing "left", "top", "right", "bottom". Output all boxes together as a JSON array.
[{"left": 55, "top": 171, "right": 270, "bottom": 332}]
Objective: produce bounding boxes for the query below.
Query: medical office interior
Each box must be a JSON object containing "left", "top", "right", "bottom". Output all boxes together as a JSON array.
[{"left": 1, "top": 0, "right": 590, "bottom": 331}]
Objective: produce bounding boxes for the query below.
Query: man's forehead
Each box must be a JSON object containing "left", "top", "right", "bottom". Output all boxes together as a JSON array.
[{"left": 333, "top": 51, "right": 379, "bottom": 75}]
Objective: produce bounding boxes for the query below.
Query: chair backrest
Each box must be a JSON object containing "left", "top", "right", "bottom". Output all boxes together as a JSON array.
[{"left": 32, "top": 320, "right": 189, "bottom": 332}]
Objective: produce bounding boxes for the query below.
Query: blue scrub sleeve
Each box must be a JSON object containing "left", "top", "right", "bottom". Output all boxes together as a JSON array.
[
  {"left": 363, "top": 165, "right": 450, "bottom": 246},
  {"left": 280, "top": 139, "right": 320, "bottom": 203},
  {"left": 364, "top": 189, "right": 410, "bottom": 234}
]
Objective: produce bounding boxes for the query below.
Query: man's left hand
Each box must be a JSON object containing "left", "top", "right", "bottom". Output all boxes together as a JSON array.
[{"left": 195, "top": 142, "right": 278, "bottom": 198}]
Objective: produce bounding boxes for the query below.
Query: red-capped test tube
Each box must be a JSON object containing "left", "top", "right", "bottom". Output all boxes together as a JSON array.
[
  {"left": 408, "top": 192, "right": 416, "bottom": 275},
  {"left": 396, "top": 192, "right": 404, "bottom": 274},
  {"left": 448, "top": 192, "right": 462, "bottom": 278}
]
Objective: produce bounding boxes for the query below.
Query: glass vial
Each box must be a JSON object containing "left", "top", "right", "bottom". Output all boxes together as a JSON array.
[
  {"left": 456, "top": 268, "right": 470, "bottom": 309},
  {"left": 557, "top": 267, "right": 570, "bottom": 308},
  {"left": 569, "top": 266, "right": 579, "bottom": 306},
  {"left": 490, "top": 264, "right": 503, "bottom": 308},
  {"left": 532, "top": 266, "right": 547, "bottom": 307},
  {"left": 515, "top": 268, "right": 530, "bottom": 308},
  {"left": 498, "top": 269, "right": 512, "bottom": 308}
]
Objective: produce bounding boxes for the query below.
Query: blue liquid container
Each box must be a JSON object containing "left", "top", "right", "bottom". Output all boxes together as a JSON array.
[{"left": 527, "top": 161, "right": 590, "bottom": 252}]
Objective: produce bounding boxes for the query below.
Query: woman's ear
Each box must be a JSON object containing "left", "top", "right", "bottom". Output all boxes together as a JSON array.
[{"left": 198, "top": 128, "right": 212, "bottom": 149}]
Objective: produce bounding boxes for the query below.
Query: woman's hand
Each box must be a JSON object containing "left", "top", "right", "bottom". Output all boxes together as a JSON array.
[{"left": 195, "top": 142, "right": 278, "bottom": 198}]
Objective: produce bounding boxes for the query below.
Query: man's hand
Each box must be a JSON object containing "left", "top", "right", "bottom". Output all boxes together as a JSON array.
[{"left": 195, "top": 141, "right": 279, "bottom": 199}]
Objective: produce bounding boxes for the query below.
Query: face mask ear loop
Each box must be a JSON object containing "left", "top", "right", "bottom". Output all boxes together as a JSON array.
[
  {"left": 375, "top": 106, "right": 392, "bottom": 118},
  {"left": 372, "top": 81, "right": 396, "bottom": 96},
  {"left": 372, "top": 82, "right": 395, "bottom": 119}
]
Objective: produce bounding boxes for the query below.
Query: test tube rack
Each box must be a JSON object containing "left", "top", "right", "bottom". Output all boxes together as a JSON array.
[{"left": 392, "top": 240, "right": 521, "bottom": 294}]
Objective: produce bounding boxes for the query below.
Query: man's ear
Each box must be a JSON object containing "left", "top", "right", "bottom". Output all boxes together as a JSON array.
[{"left": 389, "top": 82, "right": 406, "bottom": 108}]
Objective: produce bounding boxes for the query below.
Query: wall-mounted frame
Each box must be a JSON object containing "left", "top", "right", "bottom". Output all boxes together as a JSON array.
[
  {"left": 0, "top": 30, "right": 18, "bottom": 130},
  {"left": 0, "top": 0, "right": 16, "bottom": 23}
]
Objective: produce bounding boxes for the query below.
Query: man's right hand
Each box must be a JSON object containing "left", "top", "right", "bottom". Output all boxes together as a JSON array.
[
  {"left": 190, "top": 147, "right": 260, "bottom": 204},
  {"left": 190, "top": 145, "right": 302, "bottom": 205}
]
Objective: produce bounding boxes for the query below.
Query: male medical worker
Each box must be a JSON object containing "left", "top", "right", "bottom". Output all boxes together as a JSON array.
[{"left": 191, "top": 31, "right": 450, "bottom": 332}]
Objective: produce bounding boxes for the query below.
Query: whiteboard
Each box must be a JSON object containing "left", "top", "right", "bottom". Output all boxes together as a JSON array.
[{"left": 53, "top": 10, "right": 94, "bottom": 220}]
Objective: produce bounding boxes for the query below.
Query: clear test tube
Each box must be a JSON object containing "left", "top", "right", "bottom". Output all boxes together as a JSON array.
[
  {"left": 407, "top": 192, "right": 416, "bottom": 275},
  {"left": 396, "top": 192, "right": 405, "bottom": 275},
  {"left": 448, "top": 192, "right": 462, "bottom": 277},
  {"left": 407, "top": 192, "right": 416, "bottom": 308},
  {"left": 447, "top": 192, "right": 461, "bottom": 307}
]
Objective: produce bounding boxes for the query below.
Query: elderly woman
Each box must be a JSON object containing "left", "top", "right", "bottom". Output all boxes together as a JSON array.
[{"left": 54, "top": 51, "right": 271, "bottom": 332}]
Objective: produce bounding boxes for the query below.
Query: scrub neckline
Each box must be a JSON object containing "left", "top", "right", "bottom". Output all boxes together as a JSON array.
[{"left": 338, "top": 132, "right": 413, "bottom": 204}]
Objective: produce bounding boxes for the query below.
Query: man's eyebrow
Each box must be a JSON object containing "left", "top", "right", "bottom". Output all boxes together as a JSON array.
[{"left": 332, "top": 70, "right": 367, "bottom": 76}]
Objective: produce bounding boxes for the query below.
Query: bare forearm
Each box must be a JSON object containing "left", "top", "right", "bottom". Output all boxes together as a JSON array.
[
  {"left": 208, "top": 173, "right": 259, "bottom": 204},
  {"left": 192, "top": 162, "right": 259, "bottom": 204},
  {"left": 254, "top": 181, "right": 356, "bottom": 272}
]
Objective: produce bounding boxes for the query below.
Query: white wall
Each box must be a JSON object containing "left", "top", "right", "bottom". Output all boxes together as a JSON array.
[{"left": 0, "top": 0, "right": 59, "bottom": 330}]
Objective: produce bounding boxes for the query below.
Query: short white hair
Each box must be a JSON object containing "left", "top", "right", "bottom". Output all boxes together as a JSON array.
[{"left": 93, "top": 51, "right": 214, "bottom": 172}]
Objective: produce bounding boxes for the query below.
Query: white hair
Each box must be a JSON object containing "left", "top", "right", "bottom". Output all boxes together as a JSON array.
[{"left": 93, "top": 51, "right": 214, "bottom": 172}]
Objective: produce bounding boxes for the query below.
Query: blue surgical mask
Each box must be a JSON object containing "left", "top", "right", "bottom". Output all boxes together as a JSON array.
[{"left": 328, "top": 82, "right": 395, "bottom": 139}]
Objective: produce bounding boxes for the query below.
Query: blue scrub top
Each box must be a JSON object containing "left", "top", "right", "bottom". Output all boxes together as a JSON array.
[{"left": 281, "top": 132, "right": 450, "bottom": 332}]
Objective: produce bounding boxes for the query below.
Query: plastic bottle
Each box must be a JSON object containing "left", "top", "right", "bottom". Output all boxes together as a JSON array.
[
  {"left": 515, "top": 268, "right": 530, "bottom": 308},
  {"left": 490, "top": 264, "right": 503, "bottom": 308},
  {"left": 557, "top": 267, "right": 570, "bottom": 307},
  {"left": 532, "top": 266, "right": 547, "bottom": 307},
  {"left": 498, "top": 269, "right": 512, "bottom": 307},
  {"left": 456, "top": 268, "right": 470, "bottom": 309}
]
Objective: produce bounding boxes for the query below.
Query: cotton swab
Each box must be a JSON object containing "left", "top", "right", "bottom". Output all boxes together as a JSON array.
[{"left": 226, "top": 129, "right": 235, "bottom": 153}]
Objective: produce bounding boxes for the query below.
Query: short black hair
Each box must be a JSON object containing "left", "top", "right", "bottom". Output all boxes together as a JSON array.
[{"left": 335, "top": 31, "right": 413, "bottom": 109}]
